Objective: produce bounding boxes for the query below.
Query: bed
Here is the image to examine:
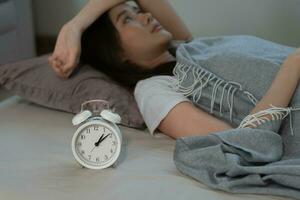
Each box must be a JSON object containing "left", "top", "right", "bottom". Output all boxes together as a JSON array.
[{"left": 0, "top": 91, "right": 294, "bottom": 200}]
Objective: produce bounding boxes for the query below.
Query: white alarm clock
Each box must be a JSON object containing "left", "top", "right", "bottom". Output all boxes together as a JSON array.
[{"left": 71, "top": 100, "right": 122, "bottom": 169}]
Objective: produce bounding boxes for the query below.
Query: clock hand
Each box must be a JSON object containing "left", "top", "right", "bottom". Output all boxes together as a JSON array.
[
  {"left": 91, "top": 134, "right": 104, "bottom": 152},
  {"left": 95, "top": 134, "right": 104, "bottom": 146},
  {"left": 90, "top": 145, "right": 97, "bottom": 153},
  {"left": 98, "top": 134, "right": 110, "bottom": 144}
]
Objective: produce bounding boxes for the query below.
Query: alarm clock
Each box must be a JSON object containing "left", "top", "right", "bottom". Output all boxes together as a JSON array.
[{"left": 71, "top": 100, "right": 122, "bottom": 169}]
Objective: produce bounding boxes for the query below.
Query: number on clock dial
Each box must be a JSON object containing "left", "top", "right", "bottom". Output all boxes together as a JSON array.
[{"left": 77, "top": 125, "right": 118, "bottom": 164}]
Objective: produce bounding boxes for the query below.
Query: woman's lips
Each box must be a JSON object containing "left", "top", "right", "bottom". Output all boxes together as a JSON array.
[{"left": 151, "top": 24, "right": 162, "bottom": 33}]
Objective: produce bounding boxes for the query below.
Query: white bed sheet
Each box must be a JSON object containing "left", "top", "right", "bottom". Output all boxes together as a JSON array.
[{"left": 0, "top": 95, "right": 293, "bottom": 200}]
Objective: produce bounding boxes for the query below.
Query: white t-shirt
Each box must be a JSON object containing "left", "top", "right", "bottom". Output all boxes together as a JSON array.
[{"left": 133, "top": 75, "right": 191, "bottom": 135}]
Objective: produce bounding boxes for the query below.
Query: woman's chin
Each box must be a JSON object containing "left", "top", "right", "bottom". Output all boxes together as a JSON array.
[{"left": 156, "top": 30, "right": 173, "bottom": 41}]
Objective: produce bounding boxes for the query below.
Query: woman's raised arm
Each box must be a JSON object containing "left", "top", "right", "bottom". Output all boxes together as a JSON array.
[
  {"left": 49, "top": 0, "right": 193, "bottom": 78},
  {"left": 49, "top": 0, "right": 127, "bottom": 78},
  {"left": 71, "top": 0, "right": 126, "bottom": 33}
]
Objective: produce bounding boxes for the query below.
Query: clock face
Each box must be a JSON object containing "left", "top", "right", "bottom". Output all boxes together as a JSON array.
[{"left": 74, "top": 123, "right": 119, "bottom": 168}]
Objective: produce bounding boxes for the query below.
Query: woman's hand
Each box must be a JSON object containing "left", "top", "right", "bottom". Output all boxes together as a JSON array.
[
  {"left": 48, "top": 21, "right": 82, "bottom": 78},
  {"left": 48, "top": 0, "right": 130, "bottom": 78},
  {"left": 283, "top": 47, "right": 300, "bottom": 78}
]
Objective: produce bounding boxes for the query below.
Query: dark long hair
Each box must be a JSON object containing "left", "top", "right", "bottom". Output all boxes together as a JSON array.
[{"left": 80, "top": 11, "right": 177, "bottom": 91}]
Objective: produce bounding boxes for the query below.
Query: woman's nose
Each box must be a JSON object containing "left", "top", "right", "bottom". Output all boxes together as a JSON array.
[{"left": 139, "top": 12, "right": 153, "bottom": 25}]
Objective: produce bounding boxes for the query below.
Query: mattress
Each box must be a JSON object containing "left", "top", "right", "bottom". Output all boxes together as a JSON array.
[{"left": 0, "top": 95, "right": 293, "bottom": 200}]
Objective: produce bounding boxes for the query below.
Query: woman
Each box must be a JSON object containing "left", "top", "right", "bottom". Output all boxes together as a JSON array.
[{"left": 49, "top": 0, "right": 300, "bottom": 139}]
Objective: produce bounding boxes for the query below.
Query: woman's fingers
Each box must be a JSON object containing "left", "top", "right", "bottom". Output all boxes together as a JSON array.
[
  {"left": 48, "top": 49, "right": 79, "bottom": 78},
  {"left": 49, "top": 54, "right": 65, "bottom": 70},
  {"left": 57, "top": 59, "right": 75, "bottom": 78},
  {"left": 63, "top": 68, "right": 74, "bottom": 78},
  {"left": 53, "top": 60, "right": 63, "bottom": 73},
  {"left": 49, "top": 55, "right": 62, "bottom": 68},
  {"left": 48, "top": 56, "right": 66, "bottom": 78},
  {"left": 59, "top": 51, "right": 79, "bottom": 76},
  {"left": 48, "top": 55, "right": 55, "bottom": 67}
]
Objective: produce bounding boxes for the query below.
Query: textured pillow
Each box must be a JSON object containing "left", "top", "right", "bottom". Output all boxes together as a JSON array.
[{"left": 0, "top": 54, "right": 146, "bottom": 129}]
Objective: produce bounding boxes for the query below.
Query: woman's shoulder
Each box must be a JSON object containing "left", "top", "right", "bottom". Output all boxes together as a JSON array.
[
  {"left": 134, "top": 75, "right": 181, "bottom": 99},
  {"left": 135, "top": 75, "right": 177, "bottom": 91}
]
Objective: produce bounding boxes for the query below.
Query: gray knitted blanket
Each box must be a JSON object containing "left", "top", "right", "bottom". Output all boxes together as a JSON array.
[{"left": 172, "top": 35, "right": 300, "bottom": 199}]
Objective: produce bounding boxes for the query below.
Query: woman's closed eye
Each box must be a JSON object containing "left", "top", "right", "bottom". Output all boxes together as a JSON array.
[
  {"left": 123, "top": 10, "right": 143, "bottom": 24},
  {"left": 124, "top": 16, "right": 133, "bottom": 24}
]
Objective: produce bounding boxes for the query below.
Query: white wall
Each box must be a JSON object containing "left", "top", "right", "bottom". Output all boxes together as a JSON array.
[
  {"left": 172, "top": 0, "right": 300, "bottom": 47},
  {"left": 32, "top": 0, "right": 300, "bottom": 47}
]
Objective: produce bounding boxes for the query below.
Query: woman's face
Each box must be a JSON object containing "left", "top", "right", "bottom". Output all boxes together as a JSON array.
[{"left": 108, "top": 2, "right": 173, "bottom": 67}]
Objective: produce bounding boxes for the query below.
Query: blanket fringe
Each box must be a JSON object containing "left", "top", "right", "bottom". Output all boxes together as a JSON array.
[
  {"left": 237, "top": 104, "right": 300, "bottom": 136},
  {"left": 172, "top": 61, "right": 258, "bottom": 123},
  {"left": 172, "top": 61, "right": 300, "bottom": 136}
]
